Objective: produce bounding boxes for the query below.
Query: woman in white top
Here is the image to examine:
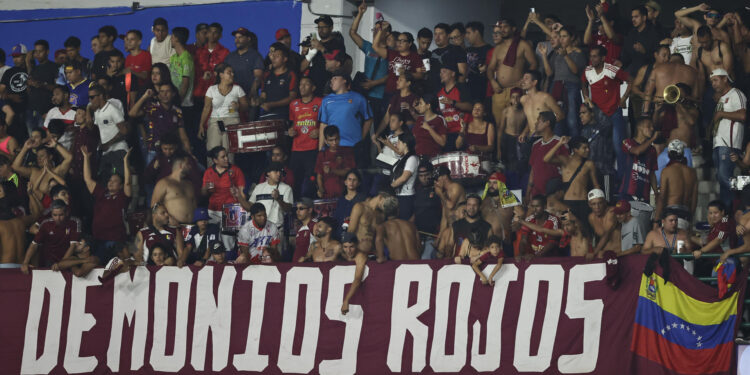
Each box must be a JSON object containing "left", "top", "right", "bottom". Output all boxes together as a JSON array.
[
  {"left": 198, "top": 63, "right": 249, "bottom": 163},
  {"left": 390, "top": 132, "right": 419, "bottom": 220}
]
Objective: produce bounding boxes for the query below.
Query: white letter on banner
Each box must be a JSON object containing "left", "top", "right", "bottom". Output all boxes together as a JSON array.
[
  {"left": 151, "top": 267, "right": 193, "bottom": 372},
  {"left": 21, "top": 270, "right": 66, "bottom": 375},
  {"left": 278, "top": 267, "right": 323, "bottom": 374},
  {"left": 387, "top": 264, "right": 433, "bottom": 373},
  {"left": 430, "top": 265, "right": 475, "bottom": 372},
  {"left": 513, "top": 265, "right": 564, "bottom": 372},
  {"left": 319, "top": 265, "right": 369, "bottom": 375},
  {"left": 558, "top": 264, "right": 605, "bottom": 373},
  {"left": 64, "top": 269, "right": 102, "bottom": 373},
  {"left": 191, "top": 266, "right": 236, "bottom": 371},
  {"left": 107, "top": 267, "right": 150, "bottom": 372},
  {"left": 233, "top": 266, "right": 281, "bottom": 372},
  {"left": 471, "top": 264, "right": 519, "bottom": 372}
]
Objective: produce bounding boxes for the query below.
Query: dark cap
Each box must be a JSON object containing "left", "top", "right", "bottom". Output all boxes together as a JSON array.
[
  {"left": 331, "top": 69, "right": 352, "bottom": 85},
  {"left": 195, "top": 23, "right": 209, "bottom": 32},
  {"left": 315, "top": 15, "right": 334, "bottom": 26},
  {"left": 266, "top": 161, "right": 284, "bottom": 173},
  {"left": 441, "top": 62, "right": 459, "bottom": 73},
  {"left": 297, "top": 197, "right": 314, "bottom": 208},
  {"left": 209, "top": 241, "right": 225, "bottom": 254},
  {"left": 232, "top": 27, "right": 252, "bottom": 37},
  {"left": 341, "top": 232, "right": 358, "bottom": 244}
]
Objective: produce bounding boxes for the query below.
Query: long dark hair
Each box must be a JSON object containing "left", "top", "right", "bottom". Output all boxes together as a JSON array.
[
  {"left": 151, "top": 63, "right": 170, "bottom": 86},
  {"left": 391, "top": 132, "right": 416, "bottom": 185}
]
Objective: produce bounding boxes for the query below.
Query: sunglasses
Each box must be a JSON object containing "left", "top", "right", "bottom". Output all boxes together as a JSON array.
[{"left": 706, "top": 13, "right": 721, "bottom": 18}]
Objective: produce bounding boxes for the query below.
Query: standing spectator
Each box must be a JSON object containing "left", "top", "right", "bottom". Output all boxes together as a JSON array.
[
  {"left": 710, "top": 69, "right": 746, "bottom": 207},
  {"left": 669, "top": 18, "right": 694, "bottom": 65},
  {"left": 675, "top": 4, "right": 730, "bottom": 46},
  {"left": 644, "top": 1, "right": 667, "bottom": 39},
  {"left": 202, "top": 146, "right": 245, "bottom": 250},
  {"left": 437, "top": 63, "right": 472, "bottom": 150},
  {"left": 431, "top": 23, "right": 468, "bottom": 91},
  {"left": 390, "top": 132, "right": 419, "bottom": 220},
  {"left": 187, "top": 23, "right": 208, "bottom": 57},
  {"left": 350, "top": 1, "right": 390, "bottom": 125},
  {"left": 612, "top": 200, "right": 644, "bottom": 256},
  {"left": 302, "top": 15, "right": 346, "bottom": 97},
  {"left": 225, "top": 27, "right": 264, "bottom": 108},
  {"left": 417, "top": 27, "right": 433, "bottom": 60},
  {"left": 582, "top": 45, "right": 630, "bottom": 182},
  {"left": 122, "top": 29, "right": 152, "bottom": 103},
  {"left": 101, "top": 52, "right": 128, "bottom": 108},
  {"left": 1, "top": 44, "right": 29, "bottom": 140},
  {"left": 21, "top": 200, "right": 81, "bottom": 272},
  {"left": 621, "top": 6, "right": 660, "bottom": 77},
  {"left": 620, "top": 118, "right": 659, "bottom": 202},
  {"left": 538, "top": 27, "right": 586, "bottom": 137},
  {"left": 64, "top": 61, "right": 91, "bottom": 108},
  {"left": 413, "top": 93, "right": 447, "bottom": 158},
  {"left": 274, "top": 28, "right": 302, "bottom": 75},
  {"left": 149, "top": 18, "right": 175, "bottom": 66},
  {"left": 374, "top": 73, "right": 417, "bottom": 138},
  {"left": 26, "top": 40, "right": 58, "bottom": 133},
  {"left": 292, "top": 197, "right": 317, "bottom": 262},
  {"left": 258, "top": 146, "right": 295, "bottom": 188},
  {"left": 372, "top": 25, "right": 424, "bottom": 97},
  {"left": 91, "top": 26, "right": 120, "bottom": 80},
  {"left": 527, "top": 111, "right": 567, "bottom": 198},
  {"left": 692, "top": 200, "right": 737, "bottom": 276},
  {"left": 579, "top": 104, "right": 615, "bottom": 189},
  {"left": 288, "top": 76, "right": 321, "bottom": 196},
  {"left": 449, "top": 23, "right": 466, "bottom": 48},
  {"left": 56, "top": 37, "right": 90, "bottom": 86},
  {"left": 583, "top": 3, "right": 622, "bottom": 65},
  {"left": 193, "top": 23, "right": 230, "bottom": 108},
  {"left": 89, "top": 84, "right": 128, "bottom": 177},
  {"left": 44, "top": 85, "right": 75, "bottom": 138},
  {"left": 129, "top": 84, "right": 190, "bottom": 163},
  {"left": 315, "top": 125, "right": 355, "bottom": 199},
  {"left": 258, "top": 43, "right": 298, "bottom": 119},
  {"left": 318, "top": 71, "right": 372, "bottom": 167},
  {"left": 169, "top": 27, "right": 195, "bottom": 110},
  {"left": 142, "top": 131, "right": 202, "bottom": 200},
  {"left": 198, "top": 63, "right": 249, "bottom": 163},
  {"left": 451, "top": 194, "right": 493, "bottom": 257},
  {"left": 465, "top": 21, "right": 491, "bottom": 102},
  {"left": 517, "top": 194, "right": 560, "bottom": 257},
  {"left": 414, "top": 161, "right": 442, "bottom": 259}
]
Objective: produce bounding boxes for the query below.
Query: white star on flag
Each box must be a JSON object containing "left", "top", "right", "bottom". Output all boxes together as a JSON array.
[
  {"left": 692, "top": 330, "right": 696, "bottom": 335},
  {"left": 697, "top": 342, "right": 702, "bottom": 347},
  {"left": 697, "top": 336, "right": 702, "bottom": 341},
  {"left": 672, "top": 323, "right": 678, "bottom": 328},
  {"left": 661, "top": 329, "right": 666, "bottom": 335},
  {"left": 666, "top": 325, "right": 671, "bottom": 331},
  {"left": 680, "top": 324, "right": 685, "bottom": 329}
]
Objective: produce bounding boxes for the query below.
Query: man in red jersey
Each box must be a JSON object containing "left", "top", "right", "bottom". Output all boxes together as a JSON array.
[
  {"left": 22, "top": 199, "right": 82, "bottom": 273},
  {"left": 437, "top": 62, "right": 472, "bottom": 151},
  {"left": 202, "top": 146, "right": 245, "bottom": 250},
  {"left": 517, "top": 194, "right": 561, "bottom": 258},
  {"left": 288, "top": 76, "right": 322, "bottom": 196}
]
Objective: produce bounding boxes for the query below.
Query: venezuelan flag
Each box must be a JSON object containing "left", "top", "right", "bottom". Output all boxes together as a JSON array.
[{"left": 631, "top": 273, "right": 738, "bottom": 374}]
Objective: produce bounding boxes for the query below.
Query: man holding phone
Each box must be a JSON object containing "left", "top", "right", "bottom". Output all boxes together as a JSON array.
[{"left": 302, "top": 15, "right": 347, "bottom": 97}]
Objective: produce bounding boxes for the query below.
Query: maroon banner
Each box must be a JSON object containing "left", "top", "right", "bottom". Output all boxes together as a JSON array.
[{"left": 0, "top": 256, "right": 736, "bottom": 374}]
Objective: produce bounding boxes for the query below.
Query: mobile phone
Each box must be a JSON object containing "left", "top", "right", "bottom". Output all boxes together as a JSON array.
[
  {"left": 531, "top": 7, "right": 535, "bottom": 13},
  {"left": 218, "top": 120, "right": 226, "bottom": 132},
  {"left": 310, "top": 32, "right": 316, "bottom": 39}
]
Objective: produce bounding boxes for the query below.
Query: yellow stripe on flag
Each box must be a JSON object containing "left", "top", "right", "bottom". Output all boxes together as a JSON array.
[{"left": 639, "top": 274, "right": 737, "bottom": 326}]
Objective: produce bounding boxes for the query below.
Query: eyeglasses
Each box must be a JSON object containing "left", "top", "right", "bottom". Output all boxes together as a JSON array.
[
  {"left": 295, "top": 206, "right": 310, "bottom": 211},
  {"left": 706, "top": 13, "right": 721, "bottom": 18}
]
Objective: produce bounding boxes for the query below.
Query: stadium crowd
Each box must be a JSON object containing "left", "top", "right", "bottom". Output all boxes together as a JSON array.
[{"left": 2, "top": 0, "right": 750, "bottom": 311}]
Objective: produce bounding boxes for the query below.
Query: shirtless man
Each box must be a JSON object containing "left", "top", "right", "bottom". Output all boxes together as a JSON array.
[
  {"left": 655, "top": 140, "right": 697, "bottom": 223},
  {"left": 497, "top": 88, "right": 527, "bottom": 171},
  {"left": 543, "top": 136, "right": 599, "bottom": 225},
  {"left": 518, "top": 70, "right": 564, "bottom": 139},
  {"left": 341, "top": 232, "right": 368, "bottom": 315},
  {"left": 487, "top": 18, "right": 537, "bottom": 125},
  {"left": 12, "top": 138, "right": 73, "bottom": 195},
  {"left": 0, "top": 182, "right": 42, "bottom": 265},
  {"left": 347, "top": 192, "right": 387, "bottom": 254},
  {"left": 587, "top": 189, "right": 621, "bottom": 253},
  {"left": 642, "top": 209, "right": 693, "bottom": 255},
  {"left": 544, "top": 178, "right": 570, "bottom": 217},
  {"left": 519, "top": 211, "right": 592, "bottom": 258},
  {"left": 692, "top": 25, "right": 734, "bottom": 81},
  {"left": 151, "top": 153, "right": 196, "bottom": 224},
  {"left": 375, "top": 196, "right": 420, "bottom": 262},
  {"left": 434, "top": 165, "right": 466, "bottom": 230},
  {"left": 480, "top": 172, "right": 514, "bottom": 242},
  {"left": 675, "top": 4, "right": 731, "bottom": 46},
  {"left": 298, "top": 217, "right": 342, "bottom": 262}
]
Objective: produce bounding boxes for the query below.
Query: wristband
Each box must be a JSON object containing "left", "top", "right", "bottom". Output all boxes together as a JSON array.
[{"left": 305, "top": 49, "right": 318, "bottom": 62}]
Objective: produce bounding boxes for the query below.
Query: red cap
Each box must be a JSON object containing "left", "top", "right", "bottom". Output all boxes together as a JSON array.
[
  {"left": 324, "top": 49, "right": 343, "bottom": 60},
  {"left": 275, "top": 28, "right": 290, "bottom": 40},
  {"left": 488, "top": 172, "right": 506, "bottom": 183},
  {"left": 613, "top": 200, "right": 631, "bottom": 215}
]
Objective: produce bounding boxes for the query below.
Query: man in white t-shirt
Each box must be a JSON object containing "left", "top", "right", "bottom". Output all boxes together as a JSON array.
[
  {"left": 236, "top": 202, "right": 280, "bottom": 264},
  {"left": 669, "top": 17, "right": 693, "bottom": 65},
  {"left": 710, "top": 68, "right": 747, "bottom": 207},
  {"left": 89, "top": 84, "right": 128, "bottom": 177},
  {"left": 149, "top": 17, "right": 175, "bottom": 66},
  {"left": 241, "top": 162, "right": 293, "bottom": 237},
  {"left": 45, "top": 85, "right": 77, "bottom": 149}
]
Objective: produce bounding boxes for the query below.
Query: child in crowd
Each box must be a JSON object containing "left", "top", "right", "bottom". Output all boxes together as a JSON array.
[
  {"left": 471, "top": 235, "right": 505, "bottom": 286},
  {"left": 315, "top": 125, "right": 355, "bottom": 199}
]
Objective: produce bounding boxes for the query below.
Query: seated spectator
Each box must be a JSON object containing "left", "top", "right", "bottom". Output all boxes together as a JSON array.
[
  {"left": 456, "top": 102, "right": 495, "bottom": 164},
  {"left": 51, "top": 236, "right": 99, "bottom": 277},
  {"left": 205, "top": 241, "right": 230, "bottom": 265},
  {"left": 372, "top": 112, "right": 407, "bottom": 194},
  {"left": 471, "top": 235, "right": 504, "bottom": 285},
  {"left": 258, "top": 146, "right": 295, "bottom": 189},
  {"left": 149, "top": 243, "right": 176, "bottom": 266},
  {"left": 297, "top": 216, "right": 341, "bottom": 262},
  {"left": 130, "top": 84, "right": 191, "bottom": 164},
  {"left": 21, "top": 199, "right": 81, "bottom": 273},
  {"left": 315, "top": 125, "right": 355, "bottom": 199},
  {"left": 184, "top": 208, "right": 222, "bottom": 264},
  {"left": 64, "top": 61, "right": 91, "bottom": 108}
]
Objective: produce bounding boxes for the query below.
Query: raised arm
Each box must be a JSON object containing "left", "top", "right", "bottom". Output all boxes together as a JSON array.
[
  {"left": 50, "top": 139, "right": 73, "bottom": 177},
  {"left": 372, "top": 23, "right": 389, "bottom": 59},
  {"left": 674, "top": 4, "right": 707, "bottom": 32},
  {"left": 349, "top": 1, "right": 367, "bottom": 49},
  {"left": 545, "top": 93, "right": 565, "bottom": 121},
  {"left": 583, "top": 6, "right": 596, "bottom": 45},
  {"left": 81, "top": 146, "right": 96, "bottom": 193},
  {"left": 128, "top": 89, "right": 153, "bottom": 118},
  {"left": 123, "top": 148, "right": 132, "bottom": 197},
  {"left": 12, "top": 139, "right": 34, "bottom": 178},
  {"left": 543, "top": 136, "right": 569, "bottom": 164}
]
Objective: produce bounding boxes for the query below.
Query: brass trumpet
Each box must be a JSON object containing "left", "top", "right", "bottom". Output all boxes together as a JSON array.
[{"left": 663, "top": 84, "right": 681, "bottom": 104}]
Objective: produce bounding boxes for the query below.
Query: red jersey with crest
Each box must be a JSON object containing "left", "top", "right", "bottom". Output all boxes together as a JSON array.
[
  {"left": 138, "top": 225, "right": 178, "bottom": 261},
  {"left": 289, "top": 97, "right": 323, "bottom": 152},
  {"left": 520, "top": 213, "right": 561, "bottom": 254}
]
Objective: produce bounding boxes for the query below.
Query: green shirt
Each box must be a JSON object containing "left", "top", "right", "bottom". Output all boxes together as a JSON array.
[{"left": 170, "top": 51, "right": 195, "bottom": 107}]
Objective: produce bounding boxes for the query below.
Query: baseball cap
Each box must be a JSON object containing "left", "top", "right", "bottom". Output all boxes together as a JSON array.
[
  {"left": 275, "top": 28, "right": 290, "bottom": 40},
  {"left": 644, "top": 1, "right": 661, "bottom": 13},
  {"left": 297, "top": 197, "right": 314, "bottom": 208},
  {"left": 613, "top": 200, "right": 631, "bottom": 215},
  {"left": 209, "top": 241, "right": 226, "bottom": 254},
  {"left": 341, "top": 231, "right": 358, "bottom": 244},
  {"left": 441, "top": 62, "right": 459, "bottom": 73},
  {"left": 231, "top": 27, "right": 252, "bottom": 37},
  {"left": 193, "top": 207, "right": 209, "bottom": 223},
  {"left": 266, "top": 161, "right": 284, "bottom": 173},
  {"left": 314, "top": 15, "right": 334, "bottom": 26},
  {"left": 10, "top": 43, "right": 27, "bottom": 57},
  {"left": 195, "top": 23, "right": 209, "bottom": 32},
  {"left": 488, "top": 172, "right": 507, "bottom": 183},
  {"left": 587, "top": 188, "right": 605, "bottom": 201},
  {"left": 710, "top": 68, "right": 733, "bottom": 83},
  {"left": 667, "top": 139, "right": 684, "bottom": 154}
]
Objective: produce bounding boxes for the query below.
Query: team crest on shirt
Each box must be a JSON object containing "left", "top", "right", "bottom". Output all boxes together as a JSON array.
[
  {"left": 301, "top": 126, "right": 309, "bottom": 134},
  {"left": 279, "top": 79, "right": 286, "bottom": 85},
  {"left": 453, "top": 114, "right": 459, "bottom": 121},
  {"left": 66, "top": 228, "right": 70, "bottom": 235},
  {"left": 313, "top": 105, "right": 319, "bottom": 111},
  {"left": 70, "top": 94, "right": 79, "bottom": 104}
]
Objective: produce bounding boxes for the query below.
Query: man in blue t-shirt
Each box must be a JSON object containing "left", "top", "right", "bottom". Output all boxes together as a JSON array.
[
  {"left": 318, "top": 70, "right": 372, "bottom": 167},
  {"left": 348, "top": 2, "right": 389, "bottom": 110}
]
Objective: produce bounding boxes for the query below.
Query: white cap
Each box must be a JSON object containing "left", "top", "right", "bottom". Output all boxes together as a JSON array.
[
  {"left": 667, "top": 139, "right": 684, "bottom": 153},
  {"left": 710, "top": 68, "right": 733, "bottom": 83},
  {"left": 588, "top": 188, "right": 605, "bottom": 201}
]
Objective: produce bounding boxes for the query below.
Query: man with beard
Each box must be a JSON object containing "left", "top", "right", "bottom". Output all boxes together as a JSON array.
[
  {"left": 44, "top": 85, "right": 76, "bottom": 149},
  {"left": 298, "top": 216, "right": 341, "bottom": 262},
  {"left": 515, "top": 194, "right": 560, "bottom": 258},
  {"left": 135, "top": 203, "right": 184, "bottom": 265},
  {"left": 587, "top": 188, "right": 622, "bottom": 253},
  {"left": 480, "top": 172, "right": 514, "bottom": 247},
  {"left": 292, "top": 197, "right": 317, "bottom": 262},
  {"left": 151, "top": 153, "right": 196, "bottom": 225},
  {"left": 347, "top": 192, "right": 387, "bottom": 254},
  {"left": 447, "top": 194, "right": 493, "bottom": 259},
  {"left": 414, "top": 161, "right": 442, "bottom": 259},
  {"left": 225, "top": 26, "right": 264, "bottom": 106},
  {"left": 375, "top": 195, "right": 420, "bottom": 262},
  {"left": 0, "top": 182, "right": 42, "bottom": 266},
  {"left": 426, "top": 23, "right": 468, "bottom": 94},
  {"left": 22, "top": 199, "right": 81, "bottom": 273},
  {"left": 642, "top": 208, "right": 692, "bottom": 255},
  {"left": 487, "top": 19, "right": 537, "bottom": 125},
  {"left": 302, "top": 15, "right": 347, "bottom": 97}
]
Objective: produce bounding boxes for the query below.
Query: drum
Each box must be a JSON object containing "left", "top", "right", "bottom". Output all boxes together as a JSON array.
[
  {"left": 222, "top": 203, "right": 249, "bottom": 232},
  {"left": 227, "top": 119, "right": 286, "bottom": 153},
  {"left": 313, "top": 199, "right": 338, "bottom": 219},
  {"left": 430, "top": 152, "right": 487, "bottom": 182}
]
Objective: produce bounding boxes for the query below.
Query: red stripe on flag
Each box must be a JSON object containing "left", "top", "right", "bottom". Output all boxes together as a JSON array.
[{"left": 630, "top": 323, "right": 732, "bottom": 374}]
